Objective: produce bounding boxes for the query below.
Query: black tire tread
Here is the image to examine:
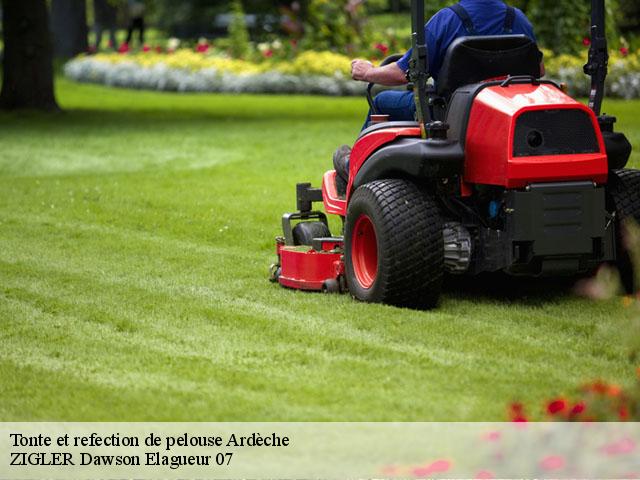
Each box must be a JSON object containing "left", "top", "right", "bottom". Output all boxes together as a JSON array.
[
  {"left": 345, "top": 179, "right": 444, "bottom": 309},
  {"left": 608, "top": 168, "right": 640, "bottom": 292},
  {"left": 292, "top": 222, "right": 331, "bottom": 246},
  {"left": 610, "top": 169, "right": 640, "bottom": 220}
]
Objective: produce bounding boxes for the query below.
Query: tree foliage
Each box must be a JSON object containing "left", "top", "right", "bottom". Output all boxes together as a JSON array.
[{"left": 302, "top": 0, "right": 368, "bottom": 53}]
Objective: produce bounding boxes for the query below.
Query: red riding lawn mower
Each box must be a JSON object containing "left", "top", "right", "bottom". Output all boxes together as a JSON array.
[{"left": 270, "top": 0, "right": 636, "bottom": 310}]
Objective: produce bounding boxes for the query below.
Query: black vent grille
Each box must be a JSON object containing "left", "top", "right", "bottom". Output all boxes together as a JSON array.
[{"left": 513, "top": 109, "right": 599, "bottom": 157}]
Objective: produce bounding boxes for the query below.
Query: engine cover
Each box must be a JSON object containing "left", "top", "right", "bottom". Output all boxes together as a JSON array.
[{"left": 460, "top": 83, "right": 608, "bottom": 188}]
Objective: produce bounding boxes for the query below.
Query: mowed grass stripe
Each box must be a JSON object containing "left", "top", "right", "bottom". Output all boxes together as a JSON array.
[
  {"left": 0, "top": 80, "right": 636, "bottom": 420},
  {"left": 0, "top": 219, "right": 630, "bottom": 416},
  {"left": 0, "top": 219, "right": 627, "bottom": 372}
]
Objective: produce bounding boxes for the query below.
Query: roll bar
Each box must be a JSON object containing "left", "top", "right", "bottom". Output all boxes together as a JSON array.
[
  {"left": 584, "top": 0, "right": 609, "bottom": 116},
  {"left": 408, "top": 0, "right": 430, "bottom": 136}
]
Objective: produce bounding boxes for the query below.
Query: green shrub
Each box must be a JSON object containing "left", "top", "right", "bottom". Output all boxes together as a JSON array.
[
  {"left": 302, "top": 0, "right": 368, "bottom": 54},
  {"left": 229, "top": 0, "right": 250, "bottom": 59}
]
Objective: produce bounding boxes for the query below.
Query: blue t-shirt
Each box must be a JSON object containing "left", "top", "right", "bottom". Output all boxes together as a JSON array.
[{"left": 397, "top": 0, "right": 537, "bottom": 81}]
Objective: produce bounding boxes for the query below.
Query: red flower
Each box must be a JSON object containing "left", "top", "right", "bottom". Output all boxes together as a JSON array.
[
  {"left": 583, "top": 380, "right": 609, "bottom": 394},
  {"left": 583, "top": 37, "right": 592, "bottom": 46},
  {"left": 620, "top": 47, "right": 629, "bottom": 56},
  {"left": 142, "top": 44, "right": 151, "bottom": 52},
  {"left": 375, "top": 42, "right": 390, "bottom": 55},
  {"left": 619, "top": 405, "right": 630, "bottom": 420},
  {"left": 508, "top": 402, "right": 528, "bottom": 422},
  {"left": 118, "top": 42, "right": 130, "bottom": 54},
  {"left": 570, "top": 401, "right": 586, "bottom": 417},
  {"left": 540, "top": 455, "right": 565, "bottom": 471},
  {"left": 608, "top": 384, "right": 622, "bottom": 397},
  {"left": 547, "top": 398, "right": 568, "bottom": 416},
  {"left": 263, "top": 49, "right": 274, "bottom": 58},
  {"left": 196, "top": 44, "right": 210, "bottom": 53},
  {"left": 155, "top": 46, "right": 163, "bottom": 53}
]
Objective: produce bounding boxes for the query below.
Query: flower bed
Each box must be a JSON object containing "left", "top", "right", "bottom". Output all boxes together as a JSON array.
[
  {"left": 543, "top": 48, "right": 640, "bottom": 100},
  {"left": 64, "top": 46, "right": 640, "bottom": 98},
  {"left": 64, "top": 49, "right": 365, "bottom": 96}
]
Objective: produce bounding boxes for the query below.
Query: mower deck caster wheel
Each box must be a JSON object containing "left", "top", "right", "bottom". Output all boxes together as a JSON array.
[
  {"left": 293, "top": 221, "right": 331, "bottom": 246},
  {"left": 269, "top": 265, "right": 281, "bottom": 283},
  {"left": 322, "top": 279, "right": 341, "bottom": 294}
]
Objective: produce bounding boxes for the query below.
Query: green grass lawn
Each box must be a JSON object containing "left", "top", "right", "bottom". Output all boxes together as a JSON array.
[{"left": 0, "top": 78, "right": 639, "bottom": 421}]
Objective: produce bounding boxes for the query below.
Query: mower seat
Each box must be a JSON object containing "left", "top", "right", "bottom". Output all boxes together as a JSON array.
[{"left": 437, "top": 35, "right": 543, "bottom": 99}]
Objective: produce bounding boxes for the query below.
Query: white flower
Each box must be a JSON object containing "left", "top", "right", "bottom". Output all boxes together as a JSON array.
[{"left": 167, "top": 38, "right": 181, "bottom": 50}]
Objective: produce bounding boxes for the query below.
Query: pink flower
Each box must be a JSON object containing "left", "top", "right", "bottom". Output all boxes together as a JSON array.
[
  {"left": 263, "top": 49, "right": 274, "bottom": 58},
  {"left": 412, "top": 460, "right": 452, "bottom": 477},
  {"left": 142, "top": 44, "right": 151, "bottom": 52},
  {"left": 482, "top": 431, "right": 501, "bottom": 442},
  {"left": 196, "top": 44, "right": 210, "bottom": 53},
  {"left": 620, "top": 47, "right": 629, "bottom": 56},
  {"left": 540, "top": 455, "right": 565, "bottom": 471},
  {"left": 475, "top": 471, "right": 495, "bottom": 480},
  {"left": 583, "top": 37, "right": 592, "bottom": 46},
  {"left": 118, "top": 42, "right": 130, "bottom": 54},
  {"left": 601, "top": 438, "right": 636, "bottom": 456},
  {"left": 380, "top": 465, "right": 400, "bottom": 476}
]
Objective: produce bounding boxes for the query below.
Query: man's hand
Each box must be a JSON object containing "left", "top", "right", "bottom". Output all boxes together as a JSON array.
[{"left": 351, "top": 59, "right": 374, "bottom": 82}]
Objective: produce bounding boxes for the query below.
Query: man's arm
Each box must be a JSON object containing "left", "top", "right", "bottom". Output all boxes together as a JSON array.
[{"left": 351, "top": 60, "right": 408, "bottom": 86}]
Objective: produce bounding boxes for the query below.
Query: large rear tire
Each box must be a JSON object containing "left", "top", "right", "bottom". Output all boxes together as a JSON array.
[
  {"left": 608, "top": 169, "right": 640, "bottom": 292},
  {"left": 344, "top": 179, "right": 444, "bottom": 309}
]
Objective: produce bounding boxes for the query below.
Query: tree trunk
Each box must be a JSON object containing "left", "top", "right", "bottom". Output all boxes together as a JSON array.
[
  {"left": 0, "top": 0, "right": 59, "bottom": 111},
  {"left": 51, "top": 0, "right": 88, "bottom": 58}
]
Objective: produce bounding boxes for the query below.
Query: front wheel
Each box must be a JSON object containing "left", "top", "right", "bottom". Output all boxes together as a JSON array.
[{"left": 344, "top": 179, "right": 444, "bottom": 309}]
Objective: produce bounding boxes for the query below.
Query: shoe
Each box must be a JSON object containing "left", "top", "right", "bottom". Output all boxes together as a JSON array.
[{"left": 333, "top": 145, "right": 351, "bottom": 198}]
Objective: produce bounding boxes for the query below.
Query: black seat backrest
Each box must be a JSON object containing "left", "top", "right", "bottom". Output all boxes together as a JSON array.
[{"left": 437, "top": 35, "right": 542, "bottom": 98}]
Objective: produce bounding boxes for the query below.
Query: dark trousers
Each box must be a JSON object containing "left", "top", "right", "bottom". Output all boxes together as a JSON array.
[
  {"left": 362, "top": 90, "right": 416, "bottom": 131},
  {"left": 95, "top": 23, "right": 117, "bottom": 50},
  {"left": 126, "top": 17, "right": 145, "bottom": 45}
]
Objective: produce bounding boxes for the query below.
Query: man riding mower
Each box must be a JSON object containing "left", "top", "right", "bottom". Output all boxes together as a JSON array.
[{"left": 270, "top": 0, "right": 635, "bottom": 310}]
